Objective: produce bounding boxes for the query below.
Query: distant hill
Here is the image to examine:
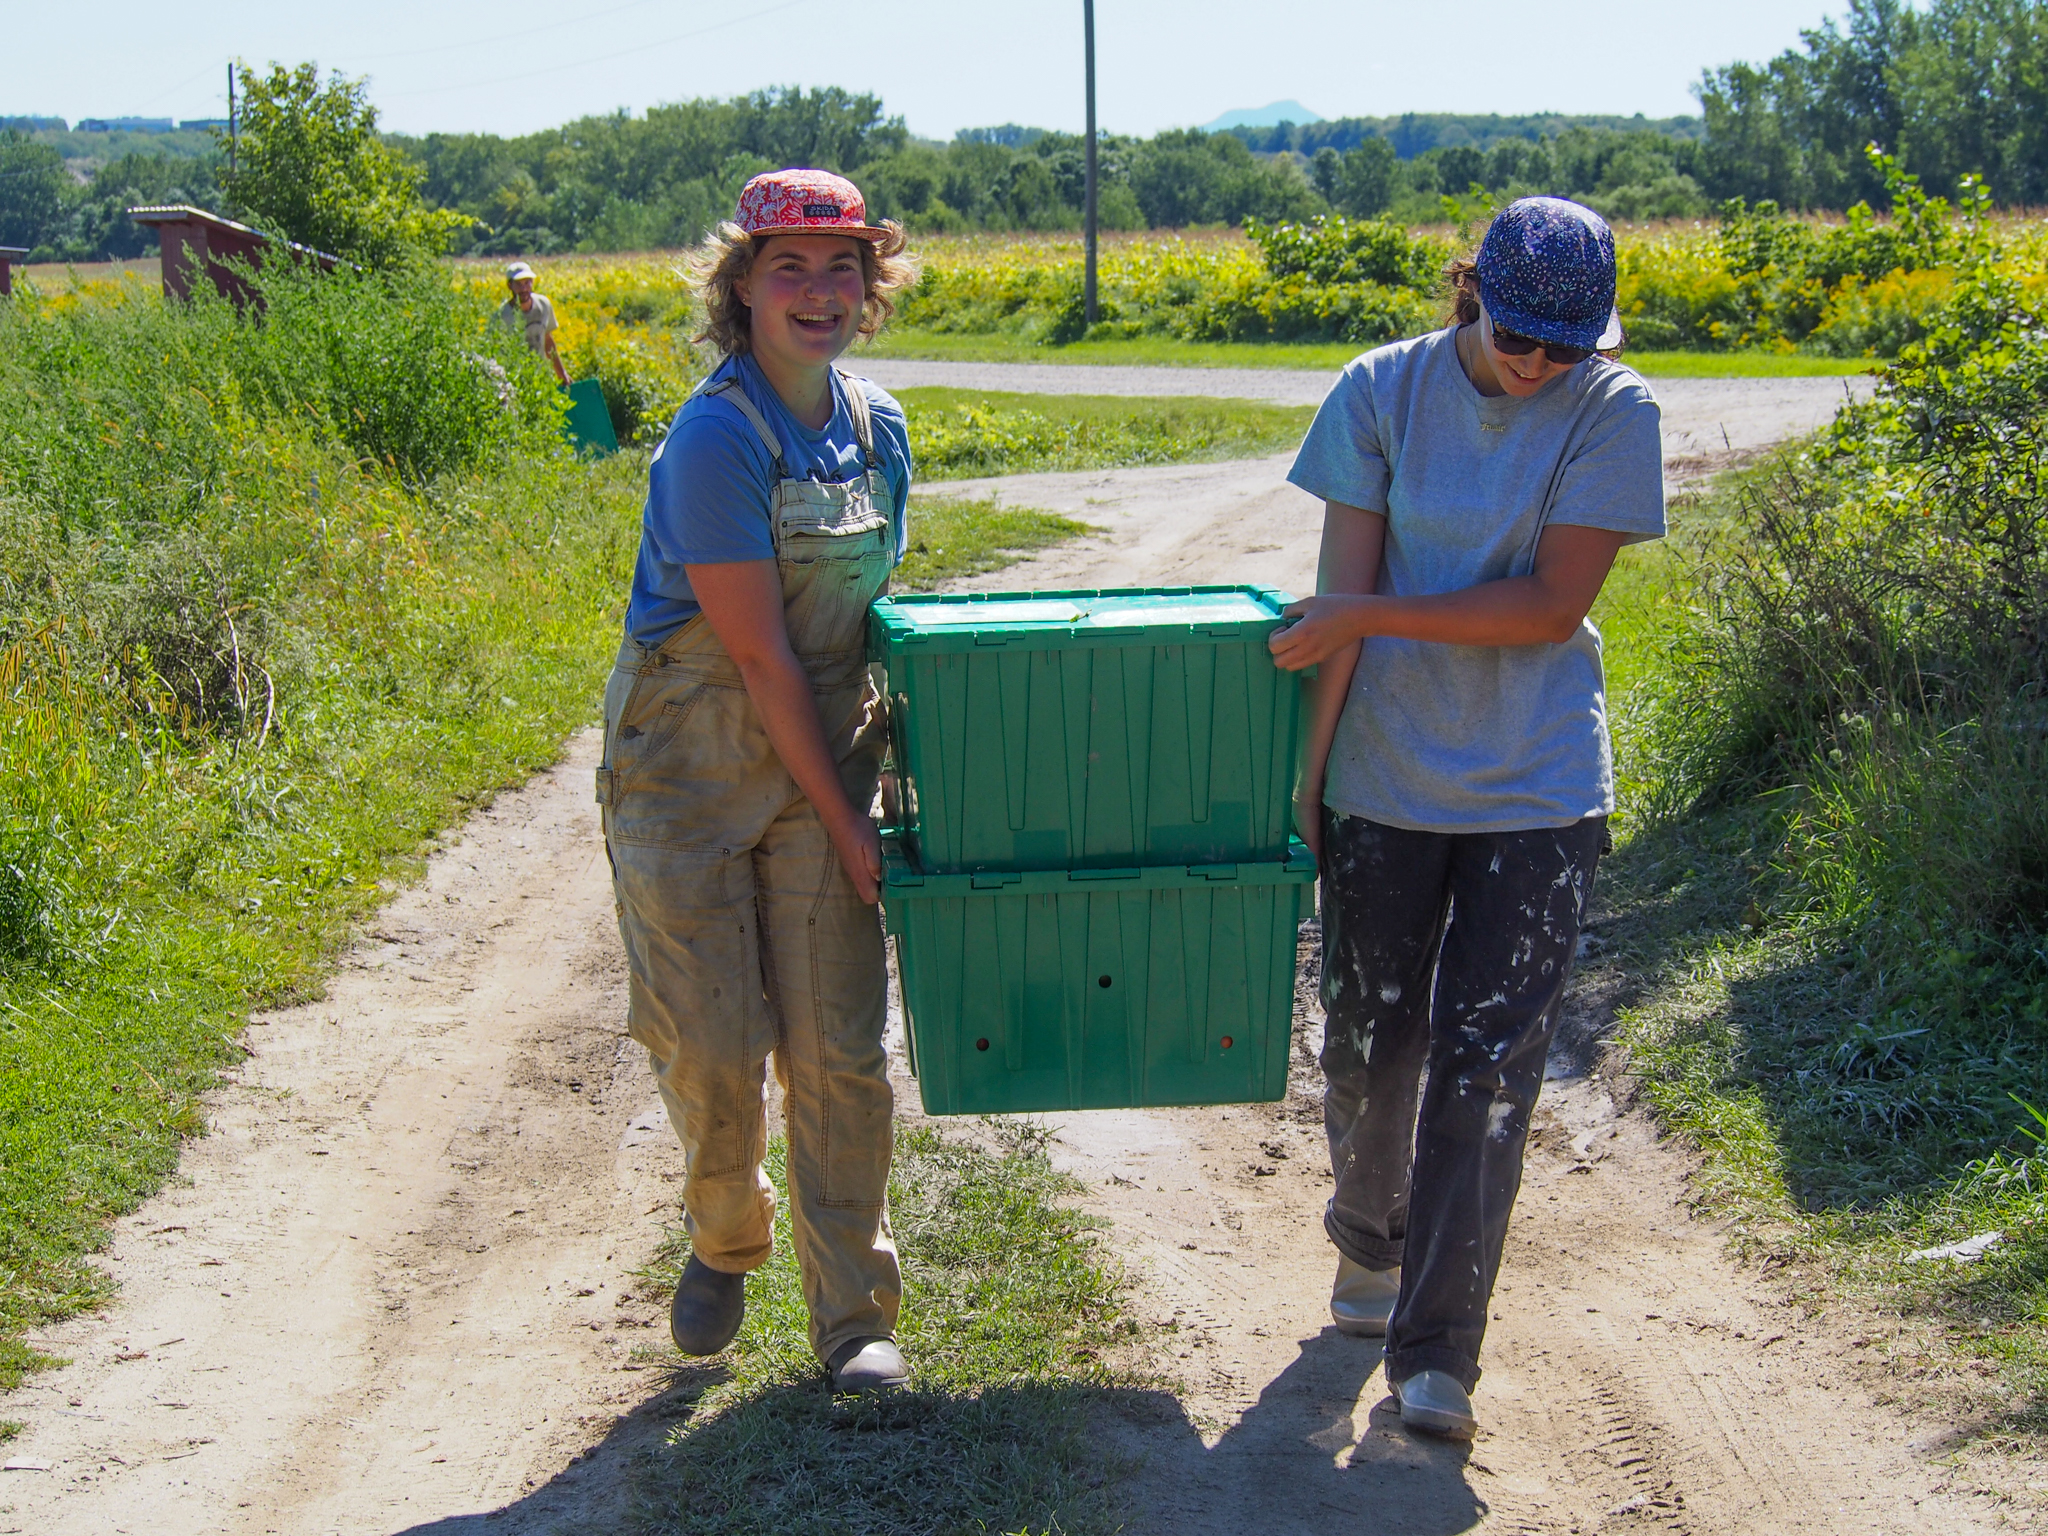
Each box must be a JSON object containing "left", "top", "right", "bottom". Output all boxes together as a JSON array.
[
  {"left": 1202, "top": 101, "right": 1324, "bottom": 131},
  {"left": 1229, "top": 111, "right": 1704, "bottom": 158}
]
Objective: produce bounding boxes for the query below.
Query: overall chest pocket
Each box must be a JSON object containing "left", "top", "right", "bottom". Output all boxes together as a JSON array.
[{"left": 775, "top": 480, "right": 891, "bottom": 565}]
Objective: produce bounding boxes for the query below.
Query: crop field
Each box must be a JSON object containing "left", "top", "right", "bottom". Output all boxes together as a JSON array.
[{"left": 442, "top": 189, "right": 2048, "bottom": 420}]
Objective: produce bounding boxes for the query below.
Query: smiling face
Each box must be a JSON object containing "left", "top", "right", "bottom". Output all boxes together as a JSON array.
[
  {"left": 735, "top": 234, "right": 869, "bottom": 369},
  {"left": 1477, "top": 306, "right": 1576, "bottom": 398}
]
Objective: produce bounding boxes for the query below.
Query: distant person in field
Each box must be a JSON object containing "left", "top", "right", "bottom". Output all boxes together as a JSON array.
[
  {"left": 596, "top": 170, "right": 918, "bottom": 1393},
  {"left": 1269, "top": 197, "right": 1665, "bottom": 1440},
  {"left": 496, "top": 260, "right": 569, "bottom": 385}
]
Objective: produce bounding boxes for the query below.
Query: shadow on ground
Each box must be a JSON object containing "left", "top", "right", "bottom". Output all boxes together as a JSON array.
[
  {"left": 388, "top": 1361, "right": 730, "bottom": 1536},
  {"left": 1114, "top": 1327, "right": 1487, "bottom": 1536},
  {"left": 389, "top": 1331, "right": 1490, "bottom": 1536}
]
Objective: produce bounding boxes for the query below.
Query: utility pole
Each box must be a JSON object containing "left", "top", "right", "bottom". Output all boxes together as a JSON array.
[
  {"left": 1083, "top": 0, "right": 1098, "bottom": 327},
  {"left": 227, "top": 63, "right": 238, "bottom": 187}
]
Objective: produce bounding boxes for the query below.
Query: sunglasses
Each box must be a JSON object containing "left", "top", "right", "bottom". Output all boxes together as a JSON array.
[{"left": 1487, "top": 323, "right": 1596, "bottom": 366}]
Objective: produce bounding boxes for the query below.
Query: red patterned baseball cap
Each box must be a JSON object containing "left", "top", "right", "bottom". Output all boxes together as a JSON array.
[{"left": 733, "top": 168, "right": 890, "bottom": 242}]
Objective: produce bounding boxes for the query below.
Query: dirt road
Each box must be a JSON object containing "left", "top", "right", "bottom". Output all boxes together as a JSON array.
[
  {"left": 0, "top": 371, "right": 2004, "bottom": 1536},
  {"left": 856, "top": 357, "right": 1875, "bottom": 439}
]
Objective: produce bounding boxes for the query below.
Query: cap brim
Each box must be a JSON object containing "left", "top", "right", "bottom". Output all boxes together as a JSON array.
[
  {"left": 1486, "top": 299, "right": 1622, "bottom": 352},
  {"left": 746, "top": 223, "right": 891, "bottom": 243}
]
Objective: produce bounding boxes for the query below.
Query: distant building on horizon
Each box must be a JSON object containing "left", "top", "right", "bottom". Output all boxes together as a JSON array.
[
  {"left": 179, "top": 119, "right": 231, "bottom": 132},
  {"left": 75, "top": 117, "right": 177, "bottom": 134}
]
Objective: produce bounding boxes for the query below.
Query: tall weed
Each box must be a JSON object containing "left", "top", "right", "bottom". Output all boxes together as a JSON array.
[
  {"left": 0, "top": 260, "right": 642, "bottom": 1385},
  {"left": 1624, "top": 253, "right": 2048, "bottom": 1200}
]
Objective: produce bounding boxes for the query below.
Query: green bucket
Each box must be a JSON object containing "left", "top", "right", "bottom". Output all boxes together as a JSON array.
[{"left": 563, "top": 376, "right": 619, "bottom": 456}]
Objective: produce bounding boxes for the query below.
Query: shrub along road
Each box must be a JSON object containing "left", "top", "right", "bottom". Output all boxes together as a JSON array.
[{"left": 0, "top": 371, "right": 2006, "bottom": 1535}]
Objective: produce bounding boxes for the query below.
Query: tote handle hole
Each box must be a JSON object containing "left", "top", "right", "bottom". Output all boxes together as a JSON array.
[
  {"left": 1220, "top": 1036, "right": 1234, "bottom": 1050},
  {"left": 1097, "top": 975, "right": 1113, "bottom": 989},
  {"left": 975, "top": 1038, "right": 991, "bottom": 1052}
]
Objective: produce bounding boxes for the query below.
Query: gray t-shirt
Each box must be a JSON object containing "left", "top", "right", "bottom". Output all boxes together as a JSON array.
[
  {"left": 1287, "top": 327, "right": 1665, "bottom": 834},
  {"left": 495, "top": 293, "right": 557, "bottom": 355}
]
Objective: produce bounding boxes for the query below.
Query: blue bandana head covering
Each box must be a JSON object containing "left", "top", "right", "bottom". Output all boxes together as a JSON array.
[{"left": 1475, "top": 197, "right": 1623, "bottom": 351}]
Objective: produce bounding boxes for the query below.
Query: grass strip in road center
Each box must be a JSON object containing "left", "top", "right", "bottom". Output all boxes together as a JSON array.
[
  {"left": 894, "top": 496, "right": 1095, "bottom": 591},
  {"left": 899, "top": 387, "right": 1314, "bottom": 481},
  {"left": 629, "top": 1122, "right": 1145, "bottom": 1536}
]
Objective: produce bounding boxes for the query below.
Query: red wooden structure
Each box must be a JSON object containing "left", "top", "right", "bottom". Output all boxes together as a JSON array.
[
  {"left": 128, "top": 205, "right": 340, "bottom": 306},
  {"left": 0, "top": 247, "right": 27, "bottom": 298}
]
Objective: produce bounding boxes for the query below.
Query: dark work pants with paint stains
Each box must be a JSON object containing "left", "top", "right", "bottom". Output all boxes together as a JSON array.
[{"left": 1319, "top": 809, "right": 1605, "bottom": 1393}]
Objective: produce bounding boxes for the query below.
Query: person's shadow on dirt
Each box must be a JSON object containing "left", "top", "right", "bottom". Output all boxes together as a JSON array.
[
  {"left": 386, "top": 1335, "right": 1485, "bottom": 1536},
  {"left": 1115, "top": 1326, "right": 1488, "bottom": 1536},
  {"left": 385, "top": 1360, "right": 732, "bottom": 1535}
]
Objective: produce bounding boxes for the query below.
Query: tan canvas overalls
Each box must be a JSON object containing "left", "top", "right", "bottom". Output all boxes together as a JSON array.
[{"left": 597, "top": 367, "right": 899, "bottom": 1365}]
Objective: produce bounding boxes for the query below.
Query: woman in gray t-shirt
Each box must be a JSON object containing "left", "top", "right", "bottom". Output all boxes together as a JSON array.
[{"left": 1270, "top": 198, "right": 1665, "bottom": 1440}]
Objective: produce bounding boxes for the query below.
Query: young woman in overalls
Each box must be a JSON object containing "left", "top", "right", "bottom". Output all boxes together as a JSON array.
[
  {"left": 1270, "top": 199, "right": 1666, "bottom": 1438},
  {"left": 598, "top": 170, "right": 917, "bottom": 1393}
]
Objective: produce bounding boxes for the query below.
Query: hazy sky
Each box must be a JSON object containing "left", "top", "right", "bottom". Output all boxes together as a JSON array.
[{"left": 7, "top": 1, "right": 1840, "bottom": 140}]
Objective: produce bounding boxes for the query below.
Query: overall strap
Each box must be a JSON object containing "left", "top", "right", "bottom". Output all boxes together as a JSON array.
[
  {"left": 700, "top": 377, "right": 788, "bottom": 469},
  {"left": 832, "top": 366, "right": 881, "bottom": 468}
]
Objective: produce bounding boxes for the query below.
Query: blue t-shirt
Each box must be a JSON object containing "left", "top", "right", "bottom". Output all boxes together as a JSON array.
[
  {"left": 626, "top": 354, "right": 914, "bottom": 648},
  {"left": 1287, "top": 327, "right": 1665, "bottom": 834}
]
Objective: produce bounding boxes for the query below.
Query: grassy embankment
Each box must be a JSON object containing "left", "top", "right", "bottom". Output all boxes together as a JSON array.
[
  {"left": 0, "top": 264, "right": 644, "bottom": 1421},
  {"left": 1586, "top": 262, "right": 2048, "bottom": 1449}
]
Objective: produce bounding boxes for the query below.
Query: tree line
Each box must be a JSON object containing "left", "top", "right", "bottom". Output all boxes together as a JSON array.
[
  {"left": 8, "top": 4, "right": 2048, "bottom": 266},
  {"left": 1696, "top": 0, "right": 2048, "bottom": 209},
  {"left": 0, "top": 94, "right": 1726, "bottom": 264}
]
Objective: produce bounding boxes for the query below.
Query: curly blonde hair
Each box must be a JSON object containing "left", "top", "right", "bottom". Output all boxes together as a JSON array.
[{"left": 690, "top": 221, "right": 918, "bottom": 356}]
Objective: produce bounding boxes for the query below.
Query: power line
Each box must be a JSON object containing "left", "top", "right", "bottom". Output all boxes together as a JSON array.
[
  {"left": 341, "top": 0, "right": 682, "bottom": 66},
  {"left": 378, "top": 0, "right": 817, "bottom": 100},
  {"left": 137, "top": 57, "right": 233, "bottom": 114}
]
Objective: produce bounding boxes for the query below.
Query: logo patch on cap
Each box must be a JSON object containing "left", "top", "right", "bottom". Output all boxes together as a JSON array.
[{"left": 733, "top": 169, "right": 887, "bottom": 242}]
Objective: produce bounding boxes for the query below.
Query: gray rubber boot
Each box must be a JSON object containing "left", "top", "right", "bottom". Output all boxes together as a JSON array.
[
  {"left": 1330, "top": 1255, "right": 1401, "bottom": 1337},
  {"left": 829, "top": 1336, "right": 910, "bottom": 1393},
  {"left": 1393, "top": 1369, "right": 1477, "bottom": 1440},
  {"left": 669, "top": 1256, "right": 745, "bottom": 1356}
]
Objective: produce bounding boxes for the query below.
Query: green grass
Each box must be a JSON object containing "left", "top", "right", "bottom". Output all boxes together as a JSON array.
[
  {"left": 868, "top": 330, "right": 1881, "bottom": 378},
  {"left": 899, "top": 387, "right": 1313, "bottom": 479},
  {"left": 627, "top": 1121, "right": 1142, "bottom": 1536},
  {"left": 1589, "top": 448, "right": 2048, "bottom": 1438},
  {"left": 0, "top": 451, "right": 650, "bottom": 1391},
  {"left": 1623, "top": 350, "right": 1878, "bottom": 378},
  {"left": 896, "top": 497, "right": 1094, "bottom": 591},
  {"left": 1593, "top": 808, "right": 2048, "bottom": 1434}
]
